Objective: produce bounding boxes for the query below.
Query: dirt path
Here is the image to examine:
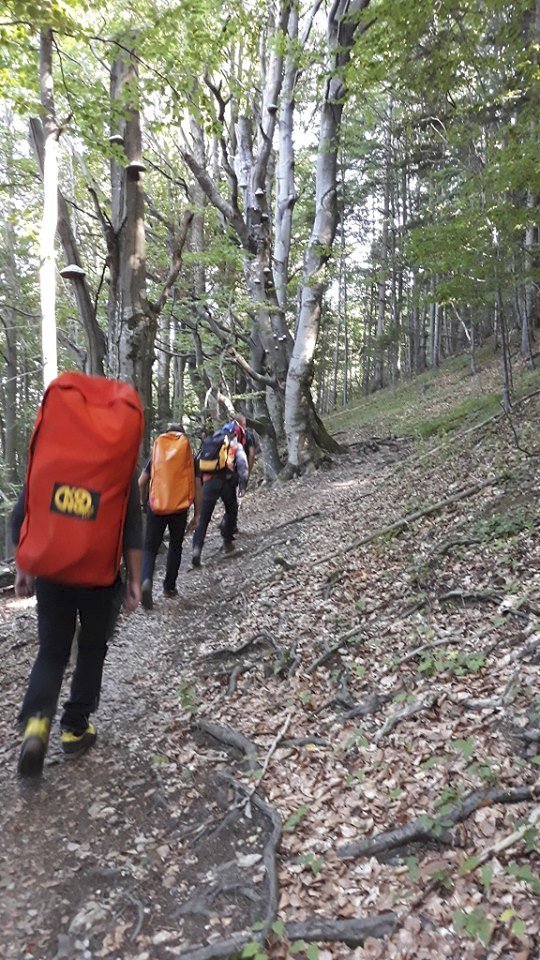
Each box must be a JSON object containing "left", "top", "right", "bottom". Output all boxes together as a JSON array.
[{"left": 1, "top": 405, "right": 539, "bottom": 960}]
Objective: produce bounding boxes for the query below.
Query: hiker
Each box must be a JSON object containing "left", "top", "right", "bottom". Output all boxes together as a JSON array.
[
  {"left": 192, "top": 421, "right": 249, "bottom": 567},
  {"left": 12, "top": 372, "right": 144, "bottom": 778},
  {"left": 138, "top": 424, "right": 199, "bottom": 609},
  {"left": 230, "top": 413, "right": 256, "bottom": 535},
  {"left": 236, "top": 414, "right": 256, "bottom": 477}
]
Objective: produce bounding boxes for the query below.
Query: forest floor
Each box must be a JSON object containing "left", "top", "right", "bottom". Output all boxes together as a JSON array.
[{"left": 1, "top": 348, "right": 539, "bottom": 960}]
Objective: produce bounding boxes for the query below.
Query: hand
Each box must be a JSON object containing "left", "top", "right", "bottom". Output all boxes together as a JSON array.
[
  {"left": 238, "top": 487, "right": 246, "bottom": 499},
  {"left": 15, "top": 567, "right": 34, "bottom": 598},
  {"left": 186, "top": 514, "right": 198, "bottom": 534},
  {"left": 123, "top": 577, "right": 141, "bottom": 614}
]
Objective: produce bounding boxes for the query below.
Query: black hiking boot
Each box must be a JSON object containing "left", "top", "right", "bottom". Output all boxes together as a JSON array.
[
  {"left": 18, "top": 715, "right": 50, "bottom": 778},
  {"left": 60, "top": 723, "right": 97, "bottom": 759},
  {"left": 141, "top": 579, "right": 153, "bottom": 610},
  {"left": 192, "top": 547, "right": 201, "bottom": 568}
]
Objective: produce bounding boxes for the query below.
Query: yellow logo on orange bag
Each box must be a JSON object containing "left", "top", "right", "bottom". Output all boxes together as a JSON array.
[{"left": 50, "top": 483, "right": 100, "bottom": 520}]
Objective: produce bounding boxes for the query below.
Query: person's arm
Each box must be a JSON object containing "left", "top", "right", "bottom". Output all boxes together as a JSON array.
[
  {"left": 193, "top": 474, "right": 202, "bottom": 521},
  {"left": 123, "top": 547, "right": 142, "bottom": 613},
  {"left": 11, "top": 486, "right": 35, "bottom": 598},
  {"left": 235, "top": 444, "right": 249, "bottom": 495},
  {"left": 122, "top": 473, "right": 143, "bottom": 612},
  {"left": 138, "top": 465, "right": 150, "bottom": 511},
  {"left": 187, "top": 469, "right": 202, "bottom": 533}
]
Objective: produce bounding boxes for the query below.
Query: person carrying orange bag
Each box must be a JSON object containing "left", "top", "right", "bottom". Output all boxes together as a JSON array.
[
  {"left": 12, "top": 372, "right": 144, "bottom": 778},
  {"left": 138, "top": 424, "right": 199, "bottom": 609}
]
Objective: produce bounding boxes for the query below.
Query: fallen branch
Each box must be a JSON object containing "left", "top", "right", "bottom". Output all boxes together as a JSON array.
[
  {"left": 339, "top": 691, "right": 394, "bottom": 723},
  {"left": 316, "top": 473, "right": 506, "bottom": 565},
  {"left": 307, "top": 623, "right": 363, "bottom": 673},
  {"left": 393, "top": 635, "right": 461, "bottom": 667},
  {"left": 338, "top": 782, "right": 540, "bottom": 860},
  {"left": 459, "top": 805, "right": 540, "bottom": 876},
  {"left": 447, "top": 668, "right": 520, "bottom": 713},
  {"left": 199, "top": 632, "right": 281, "bottom": 663},
  {"left": 284, "top": 913, "right": 397, "bottom": 947},
  {"left": 241, "top": 712, "right": 293, "bottom": 813},
  {"left": 375, "top": 693, "right": 438, "bottom": 740},
  {"left": 428, "top": 537, "right": 483, "bottom": 562},
  {"left": 271, "top": 510, "right": 321, "bottom": 533},
  {"left": 515, "top": 635, "right": 540, "bottom": 661},
  {"left": 280, "top": 736, "right": 330, "bottom": 748}
]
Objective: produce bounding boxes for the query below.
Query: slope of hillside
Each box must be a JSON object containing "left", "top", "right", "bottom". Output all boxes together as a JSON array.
[{"left": 1, "top": 350, "right": 539, "bottom": 960}]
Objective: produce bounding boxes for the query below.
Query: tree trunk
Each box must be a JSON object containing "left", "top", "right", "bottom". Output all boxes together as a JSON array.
[
  {"left": 285, "top": 0, "right": 370, "bottom": 470},
  {"left": 274, "top": 6, "right": 299, "bottom": 312},
  {"left": 38, "top": 29, "right": 58, "bottom": 388},
  {"left": 29, "top": 118, "right": 106, "bottom": 376},
  {"left": 374, "top": 108, "right": 391, "bottom": 391},
  {"left": 109, "top": 42, "right": 155, "bottom": 442}
]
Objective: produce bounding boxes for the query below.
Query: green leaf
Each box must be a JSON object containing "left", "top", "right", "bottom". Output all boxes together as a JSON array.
[
  {"left": 459, "top": 855, "right": 480, "bottom": 875},
  {"left": 421, "top": 754, "right": 447, "bottom": 769},
  {"left": 271, "top": 920, "right": 285, "bottom": 936},
  {"left": 288, "top": 942, "right": 306, "bottom": 955},
  {"left": 406, "top": 856, "right": 420, "bottom": 881},
  {"left": 306, "top": 945, "right": 319, "bottom": 960},
  {"left": 480, "top": 864, "right": 493, "bottom": 890},
  {"left": 283, "top": 804, "right": 309, "bottom": 832},
  {"left": 241, "top": 943, "right": 262, "bottom": 958},
  {"left": 452, "top": 907, "right": 493, "bottom": 945},
  {"left": 451, "top": 737, "right": 475, "bottom": 759}
]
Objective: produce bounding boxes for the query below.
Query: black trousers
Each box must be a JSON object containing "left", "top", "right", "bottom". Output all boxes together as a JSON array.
[
  {"left": 192, "top": 475, "right": 238, "bottom": 553},
  {"left": 19, "top": 577, "right": 123, "bottom": 734},
  {"left": 142, "top": 507, "right": 188, "bottom": 591}
]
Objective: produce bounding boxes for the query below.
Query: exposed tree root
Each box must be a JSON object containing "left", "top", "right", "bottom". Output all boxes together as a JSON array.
[
  {"left": 198, "top": 631, "right": 297, "bottom": 682},
  {"left": 176, "top": 930, "right": 251, "bottom": 960},
  {"left": 177, "top": 743, "right": 283, "bottom": 959},
  {"left": 338, "top": 783, "right": 540, "bottom": 860},
  {"left": 192, "top": 719, "right": 259, "bottom": 773}
]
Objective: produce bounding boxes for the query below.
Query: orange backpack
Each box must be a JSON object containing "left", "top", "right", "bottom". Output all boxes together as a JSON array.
[
  {"left": 149, "top": 432, "right": 195, "bottom": 515},
  {"left": 17, "top": 372, "right": 143, "bottom": 587}
]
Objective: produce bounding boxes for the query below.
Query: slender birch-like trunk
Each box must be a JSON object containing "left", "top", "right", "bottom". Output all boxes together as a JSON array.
[
  {"left": 285, "top": 0, "right": 370, "bottom": 471},
  {"left": 29, "top": 119, "right": 106, "bottom": 376},
  {"left": 39, "top": 29, "right": 58, "bottom": 388}
]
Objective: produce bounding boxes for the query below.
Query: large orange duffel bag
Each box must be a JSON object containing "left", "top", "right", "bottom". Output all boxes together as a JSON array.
[
  {"left": 149, "top": 431, "right": 195, "bottom": 515},
  {"left": 17, "top": 372, "right": 144, "bottom": 586}
]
